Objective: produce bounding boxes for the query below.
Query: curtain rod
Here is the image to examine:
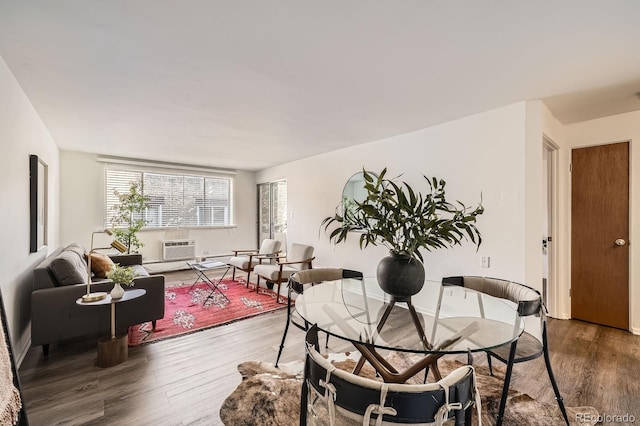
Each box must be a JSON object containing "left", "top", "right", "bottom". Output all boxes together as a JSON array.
[{"left": 96, "top": 156, "right": 238, "bottom": 175}]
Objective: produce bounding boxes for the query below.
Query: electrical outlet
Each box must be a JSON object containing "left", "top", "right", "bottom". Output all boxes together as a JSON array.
[{"left": 481, "top": 256, "right": 490, "bottom": 268}]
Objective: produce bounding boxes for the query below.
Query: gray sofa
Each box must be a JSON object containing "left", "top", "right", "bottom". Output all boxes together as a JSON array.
[{"left": 32, "top": 244, "right": 165, "bottom": 356}]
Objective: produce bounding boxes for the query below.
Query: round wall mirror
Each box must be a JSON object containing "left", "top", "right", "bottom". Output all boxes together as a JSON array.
[
  {"left": 343, "top": 172, "right": 369, "bottom": 204},
  {"left": 341, "top": 172, "right": 374, "bottom": 224}
]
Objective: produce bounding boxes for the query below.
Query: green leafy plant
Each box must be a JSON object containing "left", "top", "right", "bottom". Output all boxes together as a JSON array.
[
  {"left": 106, "top": 264, "right": 137, "bottom": 287},
  {"left": 110, "top": 181, "right": 150, "bottom": 253},
  {"left": 321, "top": 168, "right": 484, "bottom": 262}
]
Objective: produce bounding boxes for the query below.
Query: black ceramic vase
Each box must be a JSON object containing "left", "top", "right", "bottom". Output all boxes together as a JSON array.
[{"left": 376, "top": 253, "right": 425, "bottom": 302}]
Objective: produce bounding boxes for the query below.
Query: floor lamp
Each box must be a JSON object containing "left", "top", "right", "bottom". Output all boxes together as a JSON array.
[{"left": 82, "top": 229, "right": 127, "bottom": 303}]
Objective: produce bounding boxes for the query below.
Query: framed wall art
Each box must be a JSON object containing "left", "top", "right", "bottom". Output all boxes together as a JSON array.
[{"left": 29, "top": 154, "right": 48, "bottom": 253}]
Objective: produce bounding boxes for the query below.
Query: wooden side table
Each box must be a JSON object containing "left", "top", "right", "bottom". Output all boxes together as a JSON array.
[{"left": 76, "top": 288, "right": 146, "bottom": 368}]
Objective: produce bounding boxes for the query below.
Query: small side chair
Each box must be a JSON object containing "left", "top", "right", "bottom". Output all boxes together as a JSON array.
[
  {"left": 275, "top": 268, "right": 363, "bottom": 367},
  {"left": 253, "top": 243, "right": 315, "bottom": 302},
  {"left": 228, "top": 239, "right": 281, "bottom": 287},
  {"left": 441, "top": 276, "right": 569, "bottom": 426}
]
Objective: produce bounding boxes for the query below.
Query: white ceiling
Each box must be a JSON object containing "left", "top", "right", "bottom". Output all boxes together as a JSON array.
[{"left": 1, "top": 1, "right": 640, "bottom": 171}]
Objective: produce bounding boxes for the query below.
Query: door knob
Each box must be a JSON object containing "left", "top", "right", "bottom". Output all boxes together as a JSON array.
[{"left": 615, "top": 239, "right": 626, "bottom": 246}]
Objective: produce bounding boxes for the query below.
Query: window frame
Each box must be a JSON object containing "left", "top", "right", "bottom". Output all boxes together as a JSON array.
[{"left": 104, "top": 165, "right": 236, "bottom": 230}]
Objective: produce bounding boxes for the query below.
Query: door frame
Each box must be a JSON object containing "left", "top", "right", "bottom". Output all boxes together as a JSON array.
[
  {"left": 568, "top": 139, "right": 632, "bottom": 331},
  {"left": 543, "top": 136, "right": 560, "bottom": 317}
]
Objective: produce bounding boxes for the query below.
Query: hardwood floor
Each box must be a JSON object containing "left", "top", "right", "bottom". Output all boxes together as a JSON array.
[{"left": 18, "top": 270, "right": 640, "bottom": 425}]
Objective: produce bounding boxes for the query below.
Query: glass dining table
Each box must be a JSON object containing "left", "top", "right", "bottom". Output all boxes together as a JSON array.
[{"left": 295, "top": 277, "right": 524, "bottom": 384}]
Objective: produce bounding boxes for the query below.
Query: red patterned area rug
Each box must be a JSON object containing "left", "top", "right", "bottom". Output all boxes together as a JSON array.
[{"left": 128, "top": 279, "right": 285, "bottom": 346}]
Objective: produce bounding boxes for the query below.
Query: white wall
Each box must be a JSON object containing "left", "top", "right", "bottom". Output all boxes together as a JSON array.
[
  {"left": 0, "top": 56, "right": 59, "bottom": 361},
  {"left": 524, "top": 103, "right": 545, "bottom": 297},
  {"left": 257, "top": 103, "right": 530, "bottom": 309},
  {"left": 59, "top": 151, "right": 257, "bottom": 263},
  {"left": 564, "top": 111, "right": 640, "bottom": 333}
]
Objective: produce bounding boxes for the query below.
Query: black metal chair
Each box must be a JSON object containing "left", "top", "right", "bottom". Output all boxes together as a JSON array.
[
  {"left": 441, "top": 276, "right": 569, "bottom": 426},
  {"left": 274, "top": 268, "right": 363, "bottom": 367},
  {"left": 300, "top": 324, "right": 480, "bottom": 426}
]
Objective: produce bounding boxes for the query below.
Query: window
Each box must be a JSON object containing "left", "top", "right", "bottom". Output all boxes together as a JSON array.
[
  {"left": 257, "top": 180, "right": 287, "bottom": 244},
  {"left": 105, "top": 168, "right": 234, "bottom": 228}
]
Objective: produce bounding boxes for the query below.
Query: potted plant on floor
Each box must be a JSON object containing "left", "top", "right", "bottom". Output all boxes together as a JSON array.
[
  {"left": 110, "top": 181, "right": 150, "bottom": 254},
  {"left": 106, "top": 264, "right": 137, "bottom": 299},
  {"left": 322, "top": 168, "right": 484, "bottom": 301}
]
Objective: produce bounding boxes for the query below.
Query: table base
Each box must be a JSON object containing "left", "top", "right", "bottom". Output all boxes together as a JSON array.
[
  {"left": 97, "top": 335, "right": 128, "bottom": 368},
  {"left": 353, "top": 342, "right": 444, "bottom": 383},
  {"left": 353, "top": 296, "right": 441, "bottom": 383},
  {"left": 188, "top": 263, "right": 231, "bottom": 305}
]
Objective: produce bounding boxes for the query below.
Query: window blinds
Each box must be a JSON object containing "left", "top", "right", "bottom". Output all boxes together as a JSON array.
[{"left": 105, "top": 168, "right": 234, "bottom": 228}]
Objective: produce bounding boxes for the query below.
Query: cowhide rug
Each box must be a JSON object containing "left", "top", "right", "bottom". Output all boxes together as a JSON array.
[{"left": 220, "top": 354, "right": 598, "bottom": 425}]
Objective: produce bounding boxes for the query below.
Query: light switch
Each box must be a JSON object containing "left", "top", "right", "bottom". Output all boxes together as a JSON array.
[{"left": 481, "top": 256, "right": 490, "bottom": 268}]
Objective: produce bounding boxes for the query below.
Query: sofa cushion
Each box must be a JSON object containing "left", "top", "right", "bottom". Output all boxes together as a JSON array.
[
  {"left": 65, "top": 243, "right": 86, "bottom": 262},
  {"left": 50, "top": 250, "right": 88, "bottom": 286},
  {"left": 90, "top": 252, "right": 115, "bottom": 279},
  {"left": 129, "top": 264, "right": 149, "bottom": 278}
]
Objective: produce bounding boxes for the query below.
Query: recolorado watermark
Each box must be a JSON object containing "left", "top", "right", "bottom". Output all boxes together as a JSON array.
[{"left": 577, "top": 413, "right": 636, "bottom": 423}]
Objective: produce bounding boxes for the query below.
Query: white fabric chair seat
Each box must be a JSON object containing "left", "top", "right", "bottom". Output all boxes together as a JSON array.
[
  {"left": 253, "top": 264, "right": 298, "bottom": 281},
  {"left": 229, "top": 256, "right": 258, "bottom": 270}
]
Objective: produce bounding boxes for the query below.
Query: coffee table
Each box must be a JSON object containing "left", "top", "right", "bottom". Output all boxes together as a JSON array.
[
  {"left": 186, "top": 260, "right": 231, "bottom": 305},
  {"left": 76, "top": 288, "right": 146, "bottom": 368}
]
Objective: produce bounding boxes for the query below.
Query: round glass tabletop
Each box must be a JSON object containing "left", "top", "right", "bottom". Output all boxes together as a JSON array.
[{"left": 295, "top": 278, "right": 524, "bottom": 354}]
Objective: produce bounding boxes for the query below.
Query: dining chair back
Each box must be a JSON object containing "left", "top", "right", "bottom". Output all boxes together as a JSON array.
[
  {"left": 275, "top": 268, "right": 362, "bottom": 367},
  {"left": 229, "top": 239, "right": 282, "bottom": 286},
  {"left": 300, "top": 324, "right": 480, "bottom": 426},
  {"left": 441, "top": 276, "right": 569, "bottom": 426}
]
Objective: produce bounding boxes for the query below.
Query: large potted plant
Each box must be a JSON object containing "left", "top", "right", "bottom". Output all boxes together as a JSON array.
[
  {"left": 322, "top": 168, "right": 484, "bottom": 301},
  {"left": 110, "top": 181, "right": 150, "bottom": 254}
]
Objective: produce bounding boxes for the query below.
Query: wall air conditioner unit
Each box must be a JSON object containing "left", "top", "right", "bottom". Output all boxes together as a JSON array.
[{"left": 162, "top": 240, "right": 196, "bottom": 261}]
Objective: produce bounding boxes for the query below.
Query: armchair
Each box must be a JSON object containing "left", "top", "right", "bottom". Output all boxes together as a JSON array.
[
  {"left": 229, "top": 239, "right": 282, "bottom": 287},
  {"left": 253, "top": 243, "right": 314, "bottom": 303}
]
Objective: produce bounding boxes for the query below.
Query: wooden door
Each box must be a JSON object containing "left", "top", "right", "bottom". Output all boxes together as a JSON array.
[{"left": 571, "top": 142, "right": 629, "bottom": 329}]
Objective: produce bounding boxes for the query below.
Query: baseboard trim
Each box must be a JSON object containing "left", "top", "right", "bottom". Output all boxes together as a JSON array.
[
  {"left": 548, "top": 313, "right": 571, "bottom": 320},
  {"left": 16, "top": 337, "right": 31, "bottom": 368},
  {"left": 549, "top": 318, "right": 640, "bottom": 335}
]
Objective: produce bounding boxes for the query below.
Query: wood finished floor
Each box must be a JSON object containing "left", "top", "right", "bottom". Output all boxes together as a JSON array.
[{"left": 18, "top": 270, "right": 640, "bottom": 425}]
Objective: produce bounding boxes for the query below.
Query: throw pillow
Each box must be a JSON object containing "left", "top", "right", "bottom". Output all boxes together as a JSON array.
[
  {"left": 90, "top": 253, "right": 115, "bottom": 279},
  {"left": 50, "top": 251, "right": 88, "bottom": 286}
]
